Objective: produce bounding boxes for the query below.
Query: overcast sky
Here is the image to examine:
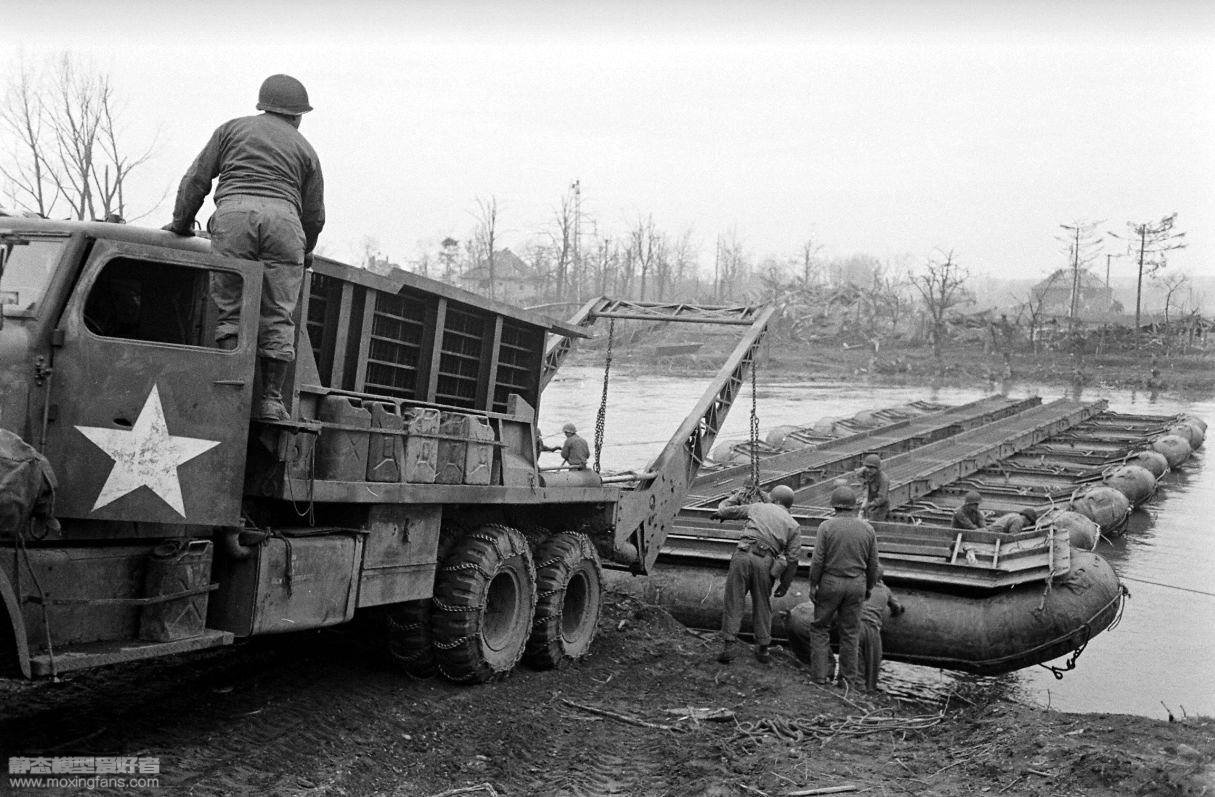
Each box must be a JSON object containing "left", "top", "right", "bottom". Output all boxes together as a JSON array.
[{"left": 5, "top": 0, "right": 1214, "bottom": 283}]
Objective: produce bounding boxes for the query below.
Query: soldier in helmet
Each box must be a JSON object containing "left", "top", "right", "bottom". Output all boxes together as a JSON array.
[
  {"left": 164, "top": 74, "right": 325, "bottom": 421},
  {"left": 557, "top": 422, "right": 590, "bottom": 470},
  {"left": 851, "top": 453, "right": 890, "bottom": 521},
  {"left": 711, "top": 483, "right": 801, "bottom": 664},
  {"left": 951, "top": 490, "right": 987, "bottom": 529},
  {"left": 988, "top": 506, "right": 1039, "bottom": 535},
  {"left": 808, "top": 485, "right": 880, "bottom": 687}
]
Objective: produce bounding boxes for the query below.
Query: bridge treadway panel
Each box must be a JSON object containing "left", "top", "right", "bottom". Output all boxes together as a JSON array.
[
  {"left": 685, "top": 394, "right": 1043, "bottom": 507},
  {"left": 789, "top": 398, "right": 1102, "bottom": 509}
]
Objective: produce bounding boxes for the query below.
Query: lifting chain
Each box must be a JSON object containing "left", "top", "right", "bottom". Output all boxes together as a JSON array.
[
  {"left": 749, "top": 347, "right": 761, "bottom": 488},
  {"left": 742, "top": 343, "right": 762, "bottom": 503},
  {"left": 593, "top": 318, "right": 614, "bottom": 473}
]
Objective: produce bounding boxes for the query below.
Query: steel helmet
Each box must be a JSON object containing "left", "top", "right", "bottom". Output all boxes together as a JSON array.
[
  {"left": 769, "top": 484, "right": 795, "bottom": 507},
  {"left": 862, "top": 454, "right": 881, "bottom": 468},
  {"left": 257, "top": 74, "right": 313, "bottom": 115},
  {"left": 562, "top": 422, "right": 577, "bottom": 434},
  {"left": 963, "top": 490, "right": 982, "bottom": 505},
  {"left": 830, "top": 486, "right": 857, "bottom": 509}
]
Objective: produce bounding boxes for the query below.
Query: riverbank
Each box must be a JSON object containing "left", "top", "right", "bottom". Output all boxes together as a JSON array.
[
  {"left": 375, "top": 593, "right": 1215, "bottom": 796},
  {"left": 590, "top": 330, "right": 1215, "bottom": 396},
  {"left": 4, "top": 594, "right": 1212, "bottom": 795}
]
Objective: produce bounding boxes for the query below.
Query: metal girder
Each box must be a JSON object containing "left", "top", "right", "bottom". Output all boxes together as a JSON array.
[
  {"left": 541, "top": 297, "right": 611, "bottom": 389},
  {"left": 589, "top": 300, "right": 762, "bottom": 325},
  {"left": 612, "top": 304, "right": 776, "bottom": 572},
  {"left": 540, "top": 298, "right": 767, "bottom": 389}
]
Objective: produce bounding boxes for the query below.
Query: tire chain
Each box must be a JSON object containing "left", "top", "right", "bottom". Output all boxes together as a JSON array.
[
  {"left": 524, "top": 531, "right": 603, "bottom": 669},
  {"left": 432, "top": 524, "right": 536, "bottom": 683}
]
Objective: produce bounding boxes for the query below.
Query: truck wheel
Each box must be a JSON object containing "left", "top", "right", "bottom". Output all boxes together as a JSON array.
[
  {"left": 383, "top": 600, "right": 437, "bottom": 678},
  {"left": 525, "top": 532, "right": 603, "bottom": 669},
  {"left": 381, "top": 523, "right": 463, "bottom": 678},
  {"left": 432, "top": 525, "right": 536, "bottom": 683}
]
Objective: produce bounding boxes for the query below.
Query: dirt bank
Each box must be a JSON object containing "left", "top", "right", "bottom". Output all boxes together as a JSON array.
[
  {"left": 595, "top": 330, "right": 1215, "bottom": 397},
  {"left": 3, "top": 593, "right": 1212, "bottom": 796}
]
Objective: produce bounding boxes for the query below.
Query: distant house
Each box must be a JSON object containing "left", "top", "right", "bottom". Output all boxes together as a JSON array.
[
  {"left": 460, "top": 248, "right": 537, "bottom": 304},
  {"left": 1032, "top": 268, "right": 1115, "bottom": 317}
]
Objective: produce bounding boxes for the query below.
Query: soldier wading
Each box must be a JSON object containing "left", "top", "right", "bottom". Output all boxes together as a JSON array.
[{"left": 164, "top": 74, "right": 325, "bottom": 421}]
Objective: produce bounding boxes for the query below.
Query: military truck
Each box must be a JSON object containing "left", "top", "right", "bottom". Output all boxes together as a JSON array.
[{"left": 0, "top": 217, "right": 771, "bottom": 683}]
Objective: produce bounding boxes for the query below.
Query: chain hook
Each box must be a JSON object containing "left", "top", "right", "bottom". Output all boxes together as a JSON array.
[{"left": 593, "top": 318, "right": 614, "bottom": 472}]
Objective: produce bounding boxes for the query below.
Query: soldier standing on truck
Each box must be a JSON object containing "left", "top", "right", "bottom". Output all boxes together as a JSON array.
[
  {"left": 163, "top": 73, "right": 325, "bottom": 421},
  {"left": 711, "top": 484, "right": 801, "bottom": 665}
]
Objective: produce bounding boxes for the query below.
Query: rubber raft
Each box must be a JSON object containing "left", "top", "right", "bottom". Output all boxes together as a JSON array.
[{"left": 604, "top": 550, "right": 1124, "bottom": 676}]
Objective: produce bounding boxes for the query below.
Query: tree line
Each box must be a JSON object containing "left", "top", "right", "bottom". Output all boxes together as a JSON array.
[{"left": 0, "top": 54, "right": 1198, "bottom": 355}]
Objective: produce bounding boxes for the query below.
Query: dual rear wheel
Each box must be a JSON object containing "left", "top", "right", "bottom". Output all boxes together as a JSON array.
[{"left": 385, "top": 524, "right": 603, "bottom": 683}]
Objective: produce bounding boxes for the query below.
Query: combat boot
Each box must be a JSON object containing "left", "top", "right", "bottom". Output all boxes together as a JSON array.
[
  {"left": 754, "top": 645, "right": 771, "bottom": 664},
  {"left": 716, "top": 641, "right": 739, "bottom": 664},
  {"left": 255, "top": 358, "right": 291, "bottom": 421}
]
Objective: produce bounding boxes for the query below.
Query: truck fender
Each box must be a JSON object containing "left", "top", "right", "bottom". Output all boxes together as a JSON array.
[{"left": 0, "top": 565, "right": 31, "bottom": 679}]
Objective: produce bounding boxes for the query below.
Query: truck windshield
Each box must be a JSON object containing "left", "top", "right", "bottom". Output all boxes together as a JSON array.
[{"left": 1, "top": 236, "right": 67, "bottom": 317}]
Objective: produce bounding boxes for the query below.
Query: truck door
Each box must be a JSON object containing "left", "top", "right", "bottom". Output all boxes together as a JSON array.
[{"left": 42, "top": 239, "right": 261, "bottom": 527}]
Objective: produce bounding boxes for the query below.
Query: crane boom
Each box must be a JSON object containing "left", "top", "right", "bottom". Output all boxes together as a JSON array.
[{"left": 569, "top": 302, "right": 775, "bottom": 572}]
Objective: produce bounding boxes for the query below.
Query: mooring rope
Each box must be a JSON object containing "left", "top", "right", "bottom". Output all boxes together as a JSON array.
[{"left": 1118, "top": 575, "right": 1215, "bottom": 598}]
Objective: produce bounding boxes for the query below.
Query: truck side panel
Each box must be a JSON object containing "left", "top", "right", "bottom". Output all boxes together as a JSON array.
[
  {"left": 357, "top": 505, "right": 442, "bottom": 607},
  {"left": 208, "top": 534, "right": 363, "bottom": 636}
]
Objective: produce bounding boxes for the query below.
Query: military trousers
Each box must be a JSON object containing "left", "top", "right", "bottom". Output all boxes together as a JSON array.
[
  {"left": 864, "top": 504, "right": 889, "bottom": 522},
  {"left": 809, "top": 573, "right": 866, "bottom": 684},
  {"left": 721, "top": 549, "right": 775, "bottom": 646},
  {"left": 858, "top": 620, "right": 883, "bottom": 692},
  {"left": 209, "top": 195, "right": 306, "bottom": 362}
]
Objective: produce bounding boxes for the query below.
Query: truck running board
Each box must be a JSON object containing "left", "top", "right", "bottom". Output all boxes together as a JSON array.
[{"left": 29, "top": 629, "right": 234, "bottom": 678}]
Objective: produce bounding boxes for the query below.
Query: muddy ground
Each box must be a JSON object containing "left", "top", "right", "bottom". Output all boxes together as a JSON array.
[{"left": 3, "top": 594, "right": 1213, "bottom": 796}]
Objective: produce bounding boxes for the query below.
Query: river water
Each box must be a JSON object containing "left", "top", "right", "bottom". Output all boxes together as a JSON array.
[{"left": 539, "top": 365, "right": 1215, "bottom": 720}]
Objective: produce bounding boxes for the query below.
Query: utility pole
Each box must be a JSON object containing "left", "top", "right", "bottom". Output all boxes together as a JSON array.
[
  {"left": 1110, "top": 214, "right": 1186, "bottom": 339},
  {"left": 600, "top": 236, "right": 609, "bottom": 295},
  {"left": 571, "top": 179, "right": 581, "bottom": 303},
  {"left": 1057, "top": 220, "right": 1101, "bottom": 334},
  {"left": 714, "top": 234, "right": 721, "bottom": 301}
]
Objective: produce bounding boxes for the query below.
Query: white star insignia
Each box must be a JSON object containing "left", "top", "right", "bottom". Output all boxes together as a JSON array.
[{"left": 76, "top": 385, "right": 221, "bottom": 517}]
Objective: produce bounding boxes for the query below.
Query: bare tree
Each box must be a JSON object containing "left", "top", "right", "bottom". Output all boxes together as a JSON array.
[
  {"left": 1056, "top": 220, "right": 1103, "bottom": 329},
  {"left": 796, "top": 237, "right": 824, "bottom": 288},
  {"left": 910, "top": 250, "right": 972, "bottom": 363},
  {"left": 547, "top": 191, "right": 575, "bottom": 302},
  {"left": 1158, "top": 272, "right": 1190, "bottom": 328},
  {"left": 1, "top": 61, "right": 52, "bottom": 215},
  {"left": 669, "top": 228, "right": 697, "bottom": 295},
  {"left": 618, "top": 239, "right": 637, "bottom": 298},
  {"left": 716, "top": 230, "right": 748, "bottom": 301},
  {"left": 630, "top": 216, "right": 663, "bottom": 301},
  {"left": 863, "top": 265, "right": 911, "bottom": 339},
  {"left": 1018, "top": 270, "right": 1065, "bottom": 354},
  {"left": 1110, "top": 213, "right": 1186, "bottom": 334},
  {"left": 470, "top": 196, "right": 499, "bottom": 299},
  {"left": 1, "top": 53, "right": 157, "bottom": 220}
]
